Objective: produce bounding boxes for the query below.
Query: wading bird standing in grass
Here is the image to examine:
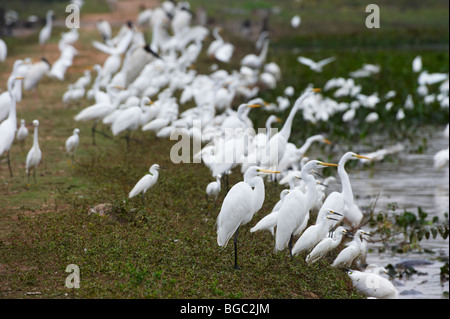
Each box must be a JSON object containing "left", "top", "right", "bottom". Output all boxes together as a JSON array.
[
  {"left": 26, "top": 119, "right": 42, "bottom": 185},
  {"left": 0, "top": 77, "right": 22, "bottom": 177},
  {"left": 129, "top": 164, "right": 161, "bottom": 205},
  {"left": 216, "top": 166, "right": 280, "bottom": 270},
  {"left": 65, "top": 128, "right": 80, "bottom": 164},
  {"left": 275, "top": 160, "right": 338, "bottom": 258},
  {"left": 306, "top": 226, "right": 349, "bottom": 265},
  {"left": 332, "top": 229, "right": 371, "bottom": 268},
  {"left": 39, "top": 10, "right": 54, "bottom": 47},
  {"left": 16, "top": 119, "right": 29, "bottom": 151},
  {"left": 206, "top": 174, "right": 221, "bottom": 207}
]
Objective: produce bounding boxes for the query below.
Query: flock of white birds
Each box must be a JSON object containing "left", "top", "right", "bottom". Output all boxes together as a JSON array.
[{"left": 0, "top": 0, "right": 449, "bottom": 300}]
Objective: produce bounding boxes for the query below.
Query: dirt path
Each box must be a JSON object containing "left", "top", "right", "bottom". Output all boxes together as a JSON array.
[{"left": 80, "top": 0, "right": 160, "bottom": 29}]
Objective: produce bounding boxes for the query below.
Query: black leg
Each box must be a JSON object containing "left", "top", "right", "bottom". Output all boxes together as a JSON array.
[
  {"left": 33, "top": 168, "right": 37, "bottom": 184},
  {"left": 141, "top": 193, "right": 145, "bottom": 206},
  {"left": 234, "top": 226, "right": 241, "bottom": 270},
  {"left": 6, "top": 151, "right": 13, "bottom": 177},
  {"left": 288, "top": 233, "right": 294, "bottom": 259},
  {"left": 92, "top": 123, "right": 97, "bottom": 145}
]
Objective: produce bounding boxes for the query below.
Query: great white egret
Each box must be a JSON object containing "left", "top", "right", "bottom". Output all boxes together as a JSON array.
[
  {"left": 347, "top": 264, "right": 398, "bottom": 299},
  {"left": 129, "top": 164, "right": 161, "bottom": 205},
  {"left": 0, "top": 77, "right": 22, "bottom": 177},
  {"left": 297, "top": 56, "right": 336, "bottom": 72},
  {"left": 250, "top": 189, "right": 289, "bottom": 236},
  {"left": 305, "top": 226, "right": 349, "bottom": 264},
  {"left": 39, "top": 10, "right": 54, "bottom": 46},
  {"left": 26, "top": 119, "right": 42, "bottom": 185},
  {"left": 264, "top": 88, "right": 320, "bottom": 170},
  {"left": 0, "top": 38, "right": 7, "bottom": 62},
  {"left": 332, "top": 229, "right": 371, "bottom": 268},
  {"left": 275, "top": 160, "right": 338, "bottom": 257},
  {"left": 216, "top": 166, "right": 280, "bottom": 269},
  {"left": 65, "top": 128, "right": 80, "bottom": 162},
  {"left": 207, "top": 27, "right": 234, "bottom": 63},
  {"left": 23, "top": 57, "right": 51, "bottom": 91}
]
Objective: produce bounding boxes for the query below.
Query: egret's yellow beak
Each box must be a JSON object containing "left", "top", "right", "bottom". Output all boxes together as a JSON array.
[
  {"left": 257, "top": 169, "right": 281, "bottom": 174},
  {"left": 353, "top": 154, "right": 371, "bottom": 160},
  {"left": 15, "top": 77, "right": 24, "bottom": 80},
  {"left": 276, "top": 117, "right": 282, "bottom": 122},
  {"left": 323, "top": 138, "right": 332, "bottom": 145},
  {"left": 113, "top": 86, "right": 125, "bottom": 90},
  {"left": 318, "top": 161, "right": 338, "bottom": 167},
  {"left": 312, "top": 88, "right": 322, "bottom": 93},
  {"left": 248, "top": 104, "right": 261, "bottom": 108}
]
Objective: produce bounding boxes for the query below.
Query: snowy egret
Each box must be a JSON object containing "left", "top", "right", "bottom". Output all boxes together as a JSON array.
[
  {"left": 65, "top": 128, "right": 80, "bottom": 162},
  {"left": 206, "top": 174, "right": 221, "bottom": 207},
  {"left": 291, "top": 209, "right": 343, "bottom": 256},
  {"left": 332, "top": 229, "right": 371, "bottom": 268},
  {"left": 129, "top": 164, "right": 161, "bottom": 205},
  {"left": 16, "top": 119, "right": 29, "bottom": 150},
  {"left": 305, "top": 226, "right": 349, "bottom": 264},
  {"left": 0, "top": 38, "right": 7, "bottom": 62},
  {"left": 26, "top": 120, "right": 42, "bottom": 185},
  {"left": 216, "top": 166, "right": 280, "bottom": 269}
]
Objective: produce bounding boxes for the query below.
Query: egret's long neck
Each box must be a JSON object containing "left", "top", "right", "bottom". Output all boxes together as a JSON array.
[
  {"left": 338, "top": 161, "right": 354, "bottom": 207},
  {"left": 258, "top": 39, "right": 269, "bottom": 62},
  {"left": 247, "top": 176, "right": 265, "bottom": 211},
  {"left": 33, "top": 126, "right": 39, "bottom": 148},
  {"left": 279, "top": 103, "right": 298, "bottom": 140},
  {"left": 301, "top": 173, "right": 317, "bottom": 212},
  {"left": 150, "top": 167, "right": 159, "bottom": 177},
  {"left": 8, "top": 92, "right": 17, "bottom": 127},
  {"left": 298, "top": 136, "right": 318, "bottom": 155}
]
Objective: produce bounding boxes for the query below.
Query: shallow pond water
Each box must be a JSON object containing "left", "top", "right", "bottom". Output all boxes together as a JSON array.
[{"left": 334, "top": 126, "right": 449, "bottom": 299}]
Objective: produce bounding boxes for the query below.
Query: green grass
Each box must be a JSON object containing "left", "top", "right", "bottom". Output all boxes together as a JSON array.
[{"left": 0, "top": 0, "right": 448, "bottom": 299}]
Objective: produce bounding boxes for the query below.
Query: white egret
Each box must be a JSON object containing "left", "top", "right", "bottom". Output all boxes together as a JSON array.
[
  {"left": 65, "top": 128, "right": 80, "bottom": 162},
  {"left": 297, "top": 56, "right": 335, "bottom": 72},
  {"left": 250, "top": 189, "right": 289, "bottom": 236},
  {"left": 275, "top": 160, "right": 338, "bottom": 257},
  {"left": 216, "top": 166, "right": 280, "bottom": 269},
  {"left": 291, "top": 15, "right": 301, "bottom": 28},
  {"left": 347, "top": 264, "right": 398, "bottom": 299},
  {"left": 412, "top": 55, "right": 422, "bottom": 73},
  {"left": 305, "top": 226, "right": 348, "bottom": 264},
  {"left": 0, "top": 38, "right": 6, "bottom": 62},
  {"left": 240, "top": 37, "right": 269, "bottom": 69},
  {"left": 39, "top": 10, "right": 54, "bottom": 46},
  {"left": 16, "top": 119, "right": 29, "bottom": 150},
  {"left": 264, "top": 88, "right": 320, "bottom": 170},
  {"left": 25, "top": 120, "right": 42, "bottom": 185},
  {"left": 206, "top": 174, "right": 221, "bottom": 206},
  {"left": 129, "top": 164, "right": 161, "bottom": 205},
  {"left": 332, "top": 229, "right": 371, "bottom": 268},
  {"left": 291, "top": 209, "right": 343, "bottom": 256},
  {"left": 97, "top": 19, "right": 112, "bottom": 42},
  {"left": 207, "top": 27, "right": 234, "bottom": 63},
  {"left": 434, "top": 148, "right": 449, "bottom": 169},
  {"left": 0, "top": 77, "right": 22, "bottom": 177},
  {"left": 23, "top": 57, "right": 51, "bottom": 91}
]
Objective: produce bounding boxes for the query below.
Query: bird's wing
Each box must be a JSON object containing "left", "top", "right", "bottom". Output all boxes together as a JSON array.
[
  {"left": 216, "top": 182, "right": 254, "bottom": 247},
  {"left": 129, "top": 174, "right": 153, "bottom": 198},
  {"left": 92, "top": 40, "right": 116, "bottom": 55},
  {"left": 297, "top": 56, "right": 315, "bottom": 67},
  {"left": 317, "top": 56, "right": 336, "bottom": 67}
]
